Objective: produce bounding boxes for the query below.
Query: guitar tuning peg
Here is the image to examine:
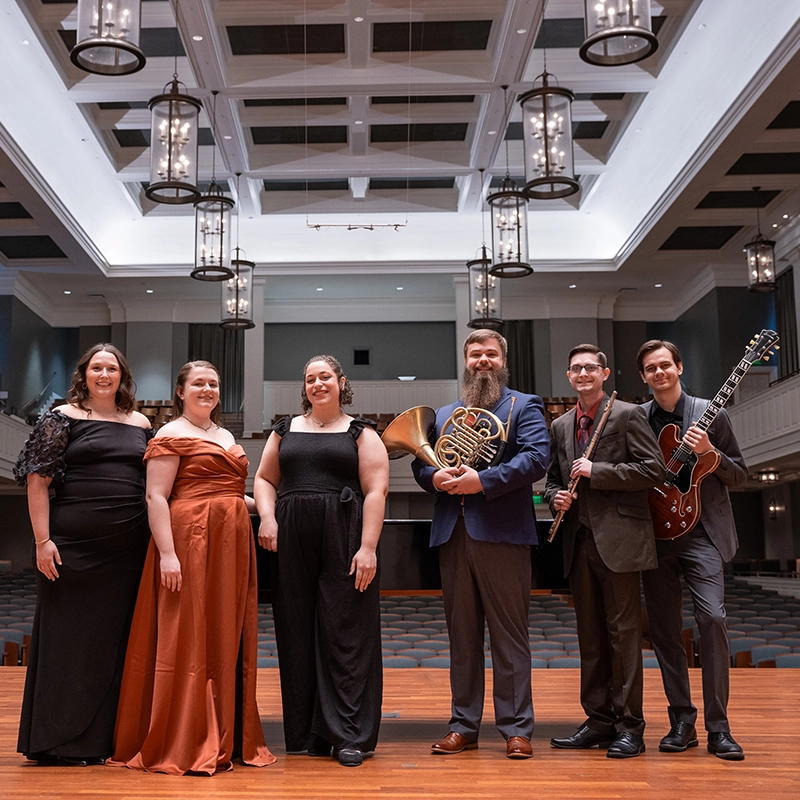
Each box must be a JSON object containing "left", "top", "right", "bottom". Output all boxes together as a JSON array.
[
  {"left": 775, "top": 344, "right": 781, "bottom": 350},
  {"left": 749, "top": 339, "right": 755, "bottom": 345},
  {"left": 763, "top": 356, "right": 770, "bottom": 361}
]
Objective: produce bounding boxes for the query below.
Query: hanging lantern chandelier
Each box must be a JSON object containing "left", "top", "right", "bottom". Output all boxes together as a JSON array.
[
  {"left": 745, "top": 187, "right": 776, "bottom": 293},
  {"left": 487, "top": 88, "right": 532, "bottom": 278},
  {"left": 467, "top": 245, "right": 503, "bottom": 330},
  {"left": 220, "top": 174, "right": 256, "bottom": 328},
  {"left": 518, "top": 72, "right": 579, "bottom": 200},
  {"left": 192, "top": 92, "right": 234, "bottom": 281},
  {"left": 579, "top": 0, "right": 659, "bottom": 67},
  {"left": 70, "top": 0, "right": 146, "bottom": 75}
]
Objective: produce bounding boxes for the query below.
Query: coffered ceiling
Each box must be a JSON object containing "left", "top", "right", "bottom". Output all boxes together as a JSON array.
[{"left": 1, "top": 0, "right": 800, "bottom": 323}]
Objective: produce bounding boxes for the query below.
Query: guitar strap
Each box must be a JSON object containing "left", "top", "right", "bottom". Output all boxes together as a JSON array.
[{"left": 685, "top": 396, "right": 711, "bottom": 434}]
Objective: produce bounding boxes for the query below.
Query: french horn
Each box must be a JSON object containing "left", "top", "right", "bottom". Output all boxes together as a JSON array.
[{"left": 381, "top": 405, "right": 509, "bottom": 471}]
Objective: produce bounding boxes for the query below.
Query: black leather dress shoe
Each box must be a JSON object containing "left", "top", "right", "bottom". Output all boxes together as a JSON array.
[
  {"left": 606, "top": 731, "right": 646, "bottom": 759},
  {"left": 707, "top": 732, "right": 744, "bottom": 761},
  {"left": 337, "top": 748, "right": 364, "bottom": 767},
  {"left": 550, "top": 724, "right": 615, "bottom": 750},
  {"left": 659, "top": 722, "right": 698, "bottom": 752}
]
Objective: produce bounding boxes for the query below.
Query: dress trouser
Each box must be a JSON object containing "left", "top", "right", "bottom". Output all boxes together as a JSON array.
[
  {"left": 272, "top": 491, "right": 382, "bottom": 753},
  {"left": 642, "top": 528, "right": 730, "bottom": 733},
  {"left": 439, "top": 516, "right": 534, "bottom": 741},
  {"left": 569, "top": 527, "right": 645, "bottom": 735}
]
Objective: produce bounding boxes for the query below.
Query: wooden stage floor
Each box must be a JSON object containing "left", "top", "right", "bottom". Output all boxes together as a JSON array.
[{"left": 1, "top": 667, "right": 797, "bottom": 799}]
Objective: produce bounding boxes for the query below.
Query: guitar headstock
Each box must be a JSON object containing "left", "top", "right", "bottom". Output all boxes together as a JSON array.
[{"left": 746, "top": 329, "right": 780, "bottom": 363}]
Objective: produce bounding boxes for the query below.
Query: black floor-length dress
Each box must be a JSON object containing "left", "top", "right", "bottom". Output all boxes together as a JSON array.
[
  {"left": 14, "top": 411, "right": 150, "bottom": 759},
  {"left": 271, "top": 416, "right": 383, "bottom": 754}
]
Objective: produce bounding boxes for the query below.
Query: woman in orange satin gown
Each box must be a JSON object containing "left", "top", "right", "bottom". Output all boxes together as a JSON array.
[{"left": 109, "top": 361, "right": 275, "bottom": 775}]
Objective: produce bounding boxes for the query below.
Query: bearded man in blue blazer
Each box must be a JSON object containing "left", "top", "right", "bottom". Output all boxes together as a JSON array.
[{"left": 413, "top": 329, "right": 549, "bottom": 760}]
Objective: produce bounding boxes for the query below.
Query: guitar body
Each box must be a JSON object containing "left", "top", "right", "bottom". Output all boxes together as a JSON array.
[{"left": 649, "top": 424, "right": 721, "bottom": 540}]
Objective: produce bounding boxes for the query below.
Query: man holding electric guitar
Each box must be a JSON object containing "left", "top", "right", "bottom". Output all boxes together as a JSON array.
[{"left": 638, "top": 339, "right": 751, "bottom": 761}]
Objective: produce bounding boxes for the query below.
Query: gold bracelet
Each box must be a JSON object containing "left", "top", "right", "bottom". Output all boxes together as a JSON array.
[{"left": 35, "top": 538, "right": 50, "bottom": 545}]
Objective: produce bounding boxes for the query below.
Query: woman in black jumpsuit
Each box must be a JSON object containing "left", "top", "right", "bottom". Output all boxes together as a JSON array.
[{"left": 254, "top": 355, "right": 389, "bottom": 767}]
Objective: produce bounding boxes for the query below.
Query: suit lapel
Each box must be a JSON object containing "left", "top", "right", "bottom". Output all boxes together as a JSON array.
[{"left": 565, "top": 407, "right": 578, "bottom": 463}]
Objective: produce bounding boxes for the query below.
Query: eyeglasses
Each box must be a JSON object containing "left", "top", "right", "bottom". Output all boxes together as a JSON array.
[{"left": 568, "top": 363, "right": 604, "bottom": 375}]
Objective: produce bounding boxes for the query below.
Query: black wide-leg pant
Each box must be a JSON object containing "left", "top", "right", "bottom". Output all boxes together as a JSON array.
[{"left": 272, "top": 489, "right": 382, "bottom": 753}]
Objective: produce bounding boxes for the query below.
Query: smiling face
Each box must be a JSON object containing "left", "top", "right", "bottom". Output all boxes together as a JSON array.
[
  {"left": 304, "top": 360, "right": 344, "bottom": 410},
  {"left": 640, "top": 346, "right": 683, "bottom": 394},
  {"left": 567, "top": 352, "right": 610, "bottom": 406},
  {"left": 464, "top": 337, "right": 506, "bottom": 376},
  {"left": 84, "top": 350, "right": 122, "bottom": 402},
  {"left": 178, "top": 366, "right": 220, "bottom": 417}
]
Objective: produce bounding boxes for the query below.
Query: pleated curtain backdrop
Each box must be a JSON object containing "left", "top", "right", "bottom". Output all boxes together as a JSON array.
[
  {"left": 504, "top": 320, "right": 537, "bottom": 396},
  {"left": 187, "top": 324, "right": 245, "bottom": 413}
]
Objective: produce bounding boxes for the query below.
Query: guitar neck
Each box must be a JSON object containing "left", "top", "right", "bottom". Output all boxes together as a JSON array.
[{"left": 693, "top": 356, "right": 752, "bottom": 433}]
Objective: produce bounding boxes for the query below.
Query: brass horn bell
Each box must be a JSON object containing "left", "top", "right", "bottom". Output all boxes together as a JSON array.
[{"left": 380, "top": 406, "right": 441, "bottom": 468}]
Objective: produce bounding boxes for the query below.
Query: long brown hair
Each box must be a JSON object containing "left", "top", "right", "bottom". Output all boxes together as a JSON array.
[
  {"left": 172, "top": 360, "right": 222, "bottom": 425},
  {"left": 67, "top": 343, "right": 136, "bottom": 414},
  {"left": 300, "top": 354, "right": 354, "bottom": 413}
]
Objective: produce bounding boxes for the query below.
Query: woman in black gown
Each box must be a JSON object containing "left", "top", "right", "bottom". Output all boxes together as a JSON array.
[
  {"left": 13, "top": 343, "right": 152, "bottom": 766},
  {"left": 254, "top": 355, "right": 389, "bottom": 767}
]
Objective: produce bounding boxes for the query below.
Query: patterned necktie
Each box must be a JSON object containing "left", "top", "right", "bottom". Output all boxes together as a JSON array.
[{"left": 577, "top": 414, "right": 592, "bottom": 454}]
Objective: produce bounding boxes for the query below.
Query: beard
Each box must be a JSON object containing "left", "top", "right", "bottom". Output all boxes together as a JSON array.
[{"left": 462, "top": 365, "right": 509, "bottom": 410}]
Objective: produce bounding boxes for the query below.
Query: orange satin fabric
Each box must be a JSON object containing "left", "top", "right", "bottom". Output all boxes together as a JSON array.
[{"left": 109, "top": 437, "right": 275, "bottom": 775}]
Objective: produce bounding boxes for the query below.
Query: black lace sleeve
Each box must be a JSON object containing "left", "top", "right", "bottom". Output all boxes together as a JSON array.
[
  {"left": 348, "top": 417, "right": 378, "bottom": 441},
  {"left": 13, "top": 410, "right": 71, "bottom": 487},
  {"left": 271, "top": 415, "right": 294, "bottom": 436}
]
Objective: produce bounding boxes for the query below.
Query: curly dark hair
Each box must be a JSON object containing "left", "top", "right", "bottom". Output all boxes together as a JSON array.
[
  {"left": 172, "top": 361, "right": 222, "bottom": 425},
  {"left": 67, "top": 343, "right": 137, "bottom": 414},
  {"left": 300, "top": 354, "right": 354, "bottom": 413}
]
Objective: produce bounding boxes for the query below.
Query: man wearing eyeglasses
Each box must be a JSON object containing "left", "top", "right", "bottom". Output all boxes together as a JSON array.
[{"left": 545, "top": 344, "right": 664, "bottom": 758}]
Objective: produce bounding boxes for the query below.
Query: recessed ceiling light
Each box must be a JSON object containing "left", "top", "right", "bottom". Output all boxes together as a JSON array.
[
  {"left": 396, "top": 286, "right": 404, "bottom": 291},
  {"left": 63, "top": 290, "right": 71, "bottom": 295},
  {"left": 698, "top": 23, "right": 707, "bottom": 30},
  {"left": 354, "top": 16, "right": 364, "bottom": 23},
  {"left": 316, "top": 287, "right": 323, "bottom": 292},
  {"left": 488, "top": 130, "right": 497, "bottom": 135},
  {"left": 22, "top": 40, "right": 29, "bottom": 45},
  {"left": 223, "top": 134, "right": 232, "bottom": 140},
  {"left": 654, "top": 283, "right": 662, "bottom": 288},
  {"left": 354, "top": 120, "right": 364, "bottom": 125},
  {"left": 773, "top": 223, "right": 778, "bottom": 228},
  {"left": 516, "top": 28, "right": 528, "bottom": 34},
  {"left": 146, "top": 289, "right": 154, "bottom": 294},
  {"left": 569, "top": 284, "right": 576, "bottom": 289},
  {"left": 192, "top": 35, "right": 204, "bottom": 41},
  {"left": 783, "top": 214, "right": 789, "bottom": 219}
]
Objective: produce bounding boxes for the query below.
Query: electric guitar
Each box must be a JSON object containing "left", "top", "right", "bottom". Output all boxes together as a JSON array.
[{"left": 649, "top": 329, "right": 779, "bottom": 540}]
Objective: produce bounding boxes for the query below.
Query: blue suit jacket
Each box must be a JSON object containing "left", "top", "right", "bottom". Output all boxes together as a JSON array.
[{"left": 412, "top": 388, "right": 549, "bottom": 547}]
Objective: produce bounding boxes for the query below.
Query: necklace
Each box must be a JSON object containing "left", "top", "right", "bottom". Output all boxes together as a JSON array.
[
  {"left": 182, "top": 414, "right": 215, "bottom": 433},
  {"left": 307, "top": 411, "right": 343, "bottom": 428}
]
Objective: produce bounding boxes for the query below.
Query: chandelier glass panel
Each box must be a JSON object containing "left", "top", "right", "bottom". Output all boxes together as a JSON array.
[
  {"left": 745, "top": 237, "right": 776, "bottom": 292},
  {"left": 467, "top": 247, "right": 503, "bottom": 330},
  {"left": 580, "top": 0, "right": 659, "bottom": 67},
  {"left": 146, "top": 80, "right": 202, "bottom": 204},
  {"left": 220, "top": 251, "right": 255, "bottom": 329},
  {"left": 518, "top": 75, "right": 579, "bottom": 200},
  {"left": 71, "top": 0, "right": 145, "bottom": 75},
  {"left": 192, "top": 181, "right": 235, "bottom": 281},
  {"left": 487, "top": 176, "right": 531, "bottom": 277}
]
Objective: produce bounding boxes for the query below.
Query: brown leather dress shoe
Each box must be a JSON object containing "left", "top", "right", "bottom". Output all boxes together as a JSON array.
[
  {"left": 431, "top": 732, "right": 478, "bottom": 754},
  {"left": 506, "top": 736, "right": 533, "bottom": 759}
]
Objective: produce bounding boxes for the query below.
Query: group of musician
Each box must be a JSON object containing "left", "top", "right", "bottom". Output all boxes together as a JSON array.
[
  {"left": 14, "top": 327, "right": 746, "bottom": 773},
  {"left": 420, "top": 329, "right": 745, "bottom": 762}
]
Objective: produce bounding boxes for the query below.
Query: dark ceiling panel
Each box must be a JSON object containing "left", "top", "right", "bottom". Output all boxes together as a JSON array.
[
  {"left": 489, "top": 175, "right": 525, "bottom": 188},
  {"left": 112, "top": 128, "right": 215, "bottom": 147},
  {"left": 0, "top": 202, "right": 32, "bottom": 219},
  {"left": 0, "top": 236, "right": 67, "bottom": 260},
  {"left": 768, "top": 101, "right": 800, "bottom": 129},
  {"left": 370, "top": 123, "right": 468, "bottom": 143},
  {"left": 727, "top": 153, "right": 800, "bottom": 174},
  {"left": 369, "top": 177, "right": 455, "bottom": 190},
  {"left": 98, "top": 101, "right": 149, "bottom": 110},
  {"left": 263, "top": 179, "right": 350, "bottom": 192},
  {"left": 58, "top": 28, "right": 186, "bottom": 57},
  {"left": 697, "top": 190, "right": 779, "bottom": 209},
  {"left": 505, "top": 121, "right": 608, "bottom": 140},
  {"left": 534, "top": 16, "right": 666, "bottom": 47},
  {"left": 227, "top": 25, "right": 345, "bottom": 56},
  {"left": 371, "top": 95, "right": 476, "bottom": 105},
  {"left": 251, "top": 126, "right": 348, "bottom": 145},
  {"left": 373, "top": 21, "right": 491, "bottom": 52},
  {"left": 574, "top": 92, "right": 625, "bottom": 101},
  {"left": 659, "top": 226, "right": 742, "bottom": 250},
  {"left": 244, "top": 97, "right": 347, "bottom": 107}
]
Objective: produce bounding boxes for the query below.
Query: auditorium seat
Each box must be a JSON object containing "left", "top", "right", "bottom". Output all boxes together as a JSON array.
[
  {"left": 420, "top": 657, "right": 451, "bottom": 668},
  {"left": 383, "top": 657, "right": 419, "bottom": 668},
  {"left": 775, "top": 654, "right": 800, "bottom": 667},
  {"left": 548, "top": 657, "right": 581, "bottom": 668},
  {"left": 751, "top": 644, "right": 791, "bottom": 666},
  {"left": 729, "top": 637, "right": 764, "bottom": 667},
  {"left": 531, "top": 658, "right": 548, "bottom": 669}
]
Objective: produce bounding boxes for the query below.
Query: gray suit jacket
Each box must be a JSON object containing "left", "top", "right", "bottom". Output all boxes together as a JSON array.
[
  {"left": 545, "top": 396, "right": 665, "bottom": 576},
  {"left": 642, "top": 393, "right": 747, "bottom": 563}
]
